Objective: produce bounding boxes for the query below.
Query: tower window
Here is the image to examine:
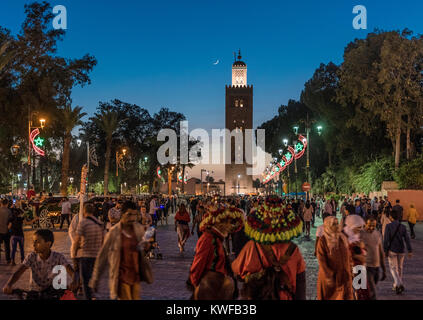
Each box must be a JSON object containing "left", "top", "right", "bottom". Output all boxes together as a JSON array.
[
  {"left": 234, "top": 99, "right": 239, "bottom": 107},
  {"left": 240, "top": 99, "right": 244, "bottom": 108}
]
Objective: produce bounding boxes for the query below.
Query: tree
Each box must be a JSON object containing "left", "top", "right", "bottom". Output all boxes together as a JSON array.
[
  {"left": 92, "top": 108, "right": 119, "bottom": 195},
  {"left": 394, "top": 155, "right": 423, "bottom": 189},
  {"left": 337, "top": 29, "right": 423, "bottom": 169},
  {"left": 0, "top": 2, "right": 96, "bottom": 191},
  {"left": 59, "top": 105, "right": 86, "bottom": 195}
]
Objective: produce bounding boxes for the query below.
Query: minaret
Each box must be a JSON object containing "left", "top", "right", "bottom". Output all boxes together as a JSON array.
[
  {"left": 225, "top": 50, "right": 253, "bottom": 195},
  {"left": 232, "top": 49, "right": 247, "bottom": 86}
]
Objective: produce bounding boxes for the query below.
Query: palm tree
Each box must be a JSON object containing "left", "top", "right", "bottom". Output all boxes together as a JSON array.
[
  {"left": 93, "top": 109, "right": 119, "bottom": 196},
  {"left": 60, "top": 105, "right": 87, "bottom": 195}
]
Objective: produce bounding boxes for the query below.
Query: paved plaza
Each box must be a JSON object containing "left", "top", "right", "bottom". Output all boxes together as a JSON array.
[{"left": 0, "top": 214, "right": 422, "bottom": 300}]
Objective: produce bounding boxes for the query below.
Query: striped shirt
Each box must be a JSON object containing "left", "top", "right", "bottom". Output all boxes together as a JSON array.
[{"left": 76, "top": 216, "right": 104, "bottom": 258}]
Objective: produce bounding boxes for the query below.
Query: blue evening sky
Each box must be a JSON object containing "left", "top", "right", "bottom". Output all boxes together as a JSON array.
[{"left": 2, "top": 0, "right": 423, "bottom": 132}]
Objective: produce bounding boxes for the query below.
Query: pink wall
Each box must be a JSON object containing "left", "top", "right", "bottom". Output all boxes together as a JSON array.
[{"left": 387, "top": 190, "right": 423, "bottom": 221}]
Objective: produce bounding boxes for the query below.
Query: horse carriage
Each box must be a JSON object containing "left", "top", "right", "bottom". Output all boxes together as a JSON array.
[{"left": 22, "top": 197, "right": 79, "bottom": 229}]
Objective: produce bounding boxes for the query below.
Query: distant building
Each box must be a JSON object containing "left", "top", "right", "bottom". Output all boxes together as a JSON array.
[
  {"left": 159, "top": 177, "right": 226, "bottom": 196},
  {"left": 225, "top": 50, "right": 254, "bottom": 195}
]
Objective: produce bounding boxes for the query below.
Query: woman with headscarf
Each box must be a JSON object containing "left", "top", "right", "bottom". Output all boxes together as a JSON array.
[
  {"left": 174, "top": 203, "right": 191, "bottom": 252},
  {"left": 342, "top": 214, "right": 370, "bottom": 300},
  {"left": 316, "top": 216, "right": 354, "bottom": 300}
]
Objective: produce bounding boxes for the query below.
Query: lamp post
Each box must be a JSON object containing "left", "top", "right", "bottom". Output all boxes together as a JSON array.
[
  {"left": 76, "top": 139, "right": 90, "bottom": 192},
  {"left": 297, "top": 114, "right": 323, "bottom": 200},
  {"left": 237, "top": 174, "right": 241, "bottom": 194},
  {"left": 116, "top": 148, "right": 127, "bottom": 177},
  {"left": 10, "top": 145, "right": 20, "bottom": 195},
  {"left": 278, "top": 149, "right": 284, "bottom": 197},
  {"left": 283, "top": 138, "right": 290, "bottom": 198},
  {"left": 27, "top": 109, "right": 47, "bottom": 189},
  {"left": 69, "top": 177, "right": 74, "bottom": 195},
  {"left": 293, "top": 140, "right": 298, "bottom": 200},
  {"left": 200, "top": 169, "right": 208, "bottom": 195},
  {"left": 168, "top": 165, "right": 175, "bottom": 196}
]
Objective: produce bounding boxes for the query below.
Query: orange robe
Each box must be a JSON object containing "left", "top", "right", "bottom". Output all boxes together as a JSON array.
[
  {"left": 316, "top": 235, "right": 354, "bottom": 300},
  {"left": 231, "top": 240, "right": 306, "bottom": 300},
  {"left": 189, "top": 229, "right": 228, "bottom": 287}
]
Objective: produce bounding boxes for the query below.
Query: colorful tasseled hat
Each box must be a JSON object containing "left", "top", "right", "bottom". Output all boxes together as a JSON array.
[
  {"left": 244, "top": 196, "right": 302, "bottom": 244},
  {"left": 199, "top": 205, "right": 244, "bottom": 233}
]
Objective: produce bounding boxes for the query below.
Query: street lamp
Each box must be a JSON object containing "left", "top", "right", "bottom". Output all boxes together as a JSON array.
[
  {"left": 10, "top": 145, "right": 20, "bottom": 195},
  {"left": 293, "top": 126, "right": 299, "bottom": 135},
  {"left": 76, "top": 139, "right": 82, "bottom": 147},
  {"left": 69, "top": 177, "right": 74, "bottom": 194},
  {"left": 292, "top": 139, "right": 298, "bottom": 200},
  {"left": 200, "top": 169, "right": 207, "bottom": 195},
  {"left": 283, "top": 139, "right": 288, "bottom": 147},
  {"left": 167, "top": 165, "right": 175, "bottom": 196},
  {"left": 278, "top": 149, "right": 283, "bottom": 156},
  {"left": 116, "top": 148, "right": 128, "bottom": 177},
  {"left": 11, "top": 144, "right": 20, "bottom": 156},
  {"left": 27, "top": 111, "right": 47, "bottom": 189},
  {"left": 237, "top": 174, "right": 241, "bottom": 195},
  {"left": 317, "top": 125, "right": 323, "bottom": 136}
]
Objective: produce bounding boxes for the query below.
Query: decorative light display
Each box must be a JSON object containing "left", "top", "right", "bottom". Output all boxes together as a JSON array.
[
  {"left": 30, "top": 128, "right": 45, "bottom": 156},
  {"left": 294, "top": 134, "right": 307, "bottom": 160},
  {"left": 156, "top": 167, "right": 162, "bottom": 179},
  {"left": 262, "top": 135, "right": 307, "bottom": 184}
]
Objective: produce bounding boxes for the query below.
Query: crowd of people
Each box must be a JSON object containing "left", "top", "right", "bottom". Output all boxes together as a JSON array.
[{"left": 0, "top": 189, "right": 419, "bottom": 300}]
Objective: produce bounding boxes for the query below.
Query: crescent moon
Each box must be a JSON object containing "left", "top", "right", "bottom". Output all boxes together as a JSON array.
[{"left": 213, "top": 59, "right": 219, "bottom": 65}]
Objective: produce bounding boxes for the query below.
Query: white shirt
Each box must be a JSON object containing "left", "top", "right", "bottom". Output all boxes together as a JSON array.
[
  {"left": 60, "top": 201, "right": 71, "bottom": 215},
  {"left": 149, "top": 199, "right": 157, "bottom": 215}
]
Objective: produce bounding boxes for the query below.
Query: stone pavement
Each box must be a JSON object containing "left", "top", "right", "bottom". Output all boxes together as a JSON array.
[{"left": 0, "top": 213, "right": 422, "bottom": 300}]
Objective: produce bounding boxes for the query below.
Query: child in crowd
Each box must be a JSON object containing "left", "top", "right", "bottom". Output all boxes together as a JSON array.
[{"left": 2, "top": 229, "right": 76, "bottom": 295}]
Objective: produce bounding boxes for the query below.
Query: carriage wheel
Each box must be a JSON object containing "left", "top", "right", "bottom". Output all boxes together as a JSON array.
[{"left": 39, "top": 209, "right": 53, "bottom": 229}]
